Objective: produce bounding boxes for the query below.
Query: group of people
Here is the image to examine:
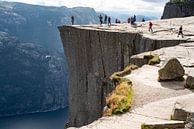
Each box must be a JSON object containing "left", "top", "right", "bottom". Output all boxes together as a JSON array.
[
  {"left": 99, "top": 14, "right": 111, "bottom": 26},
  {"left": 70, "top": 15, "right": 184, "bottom": 38},
  {"left": 127, "top": 15, "right": 136, "bottom": 24}
]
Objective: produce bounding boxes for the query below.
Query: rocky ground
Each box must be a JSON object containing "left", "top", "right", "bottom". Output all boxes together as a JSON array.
[
  {"left": 75, "top": 16, "right": 194, "bottom": 42},
  {"left": 68, "top": 17, "right": 194, "bottom": 129}
]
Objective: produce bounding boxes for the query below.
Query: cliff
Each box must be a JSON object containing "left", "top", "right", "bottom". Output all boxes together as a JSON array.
[
  {"left": 162, "top": 1, "right": 194, "bottom": 19},
  {"left": 58, "top": 17, "right": 193, "bottom": 127}
]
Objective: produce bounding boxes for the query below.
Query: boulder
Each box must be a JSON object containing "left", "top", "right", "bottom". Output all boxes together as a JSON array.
[
  {"left": 185, "top": 113, "right": 194, "bottom": 129},
  {"left": 185, "top": 76, "right": 194, "bottom": 89},
  {"left": 171, "top": 102, "right": 188, "bottom": 121},
  {"left": 158, "top": 58, "right": 185, "bottom": 81}
]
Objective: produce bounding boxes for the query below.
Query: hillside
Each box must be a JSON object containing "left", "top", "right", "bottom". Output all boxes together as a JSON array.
[
  {"left": 0, "top": 32, "right": 68, "bottom": 117},
  {"left": 0, "top": 1, "right": 99, "bottom": 52}
]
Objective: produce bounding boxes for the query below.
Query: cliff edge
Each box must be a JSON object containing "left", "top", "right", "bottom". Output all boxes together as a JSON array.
[{"left": 58, "top": 17, "right": 194, "bottom": 127}]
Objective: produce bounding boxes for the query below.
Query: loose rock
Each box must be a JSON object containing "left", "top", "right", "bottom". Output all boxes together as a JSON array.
[
  {"left": 185, "top": 76, "right": 194, "bottom": 89},
  {"left": 185, "top": 113, "right": 194, "bottom": 129},
  {"left": 158, "top": 58, "right": 185, "bottom": 81}
]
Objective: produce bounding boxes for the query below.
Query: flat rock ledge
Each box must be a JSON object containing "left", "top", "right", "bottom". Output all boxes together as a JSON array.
[{"left": 68, "top": 44, "right": 194, "bottom": 129}]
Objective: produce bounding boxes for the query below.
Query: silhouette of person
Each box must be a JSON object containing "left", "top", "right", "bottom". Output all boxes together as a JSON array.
[
  {"left": 128, "top": 17, "right": 131, "bottom": 23},
  {"left": 115, "top": 18, "right": 118, "bottom": 23},
  {"left": 104, "top": 15, "right": 108, "bottom": 24},
  {"left": 178, "top": 25, "right": 184, "bottom": 38},
  {"left": 131, "top": 17, "right": 134, "bottom": 24},
  {"left": 149, "top": 21, "right": 153, "bottom": 33},
  {"left": 134, "top": 15, "right": 136, "bottom": 22},
  {"left": 142, "top": 18, "right": 145, "bottom": 22},
  {"left": 108, "top": 17, "right": 111, "bottom": 26},
  {"left": 99, "top": 14, "right": 103, "bottom": 25},
  {"left": 71, "top": 16, "right": 74, "bottom": 25}
]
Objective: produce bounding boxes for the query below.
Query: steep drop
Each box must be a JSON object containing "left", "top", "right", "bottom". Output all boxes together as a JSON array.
[{"left": 59, "top": 23, "right": 185, "bottom": 127}]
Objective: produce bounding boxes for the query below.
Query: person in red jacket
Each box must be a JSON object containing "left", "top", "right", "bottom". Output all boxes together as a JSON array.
[{"left": 149, "top": 21, "right": 153, "bottom": 33}]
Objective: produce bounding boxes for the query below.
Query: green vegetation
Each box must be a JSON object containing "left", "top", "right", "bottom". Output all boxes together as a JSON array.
[
  {"left": 144, "top": 54, "right": 160, "bottom": 65},
  {"left": 141, "top": 123, "right": 170, "bottom": 129},
  {"left": 103, "top": 80, "right": 133, "bottom": 116},
  {"left": 110, "top": 64, "right": 138, "bottom": 84},
  {"left": 104, "top": 64, "right": 137, "bottom": 116}
]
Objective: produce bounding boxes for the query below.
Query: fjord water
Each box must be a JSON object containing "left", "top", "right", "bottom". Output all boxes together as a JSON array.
[{"left": 0, "top": 108, "right": 68, "bottom": 129}]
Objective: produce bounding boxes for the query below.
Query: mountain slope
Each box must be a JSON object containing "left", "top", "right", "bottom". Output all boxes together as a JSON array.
[
  {"left": 0, "top": 31, "right": 68, "bottom": 117},
  {"left": 0, "top": 1, "right": 99, "bottom": 52}
]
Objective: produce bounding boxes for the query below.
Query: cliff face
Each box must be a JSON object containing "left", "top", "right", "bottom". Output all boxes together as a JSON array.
[
  {"left": 59, "top": 24, "right": 184, "bottom": 127},
  {"left": 162, "top": 1, "right": 194, "bottom": 19}
]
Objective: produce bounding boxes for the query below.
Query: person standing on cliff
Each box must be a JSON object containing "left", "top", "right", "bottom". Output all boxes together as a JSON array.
[
  {"left": 104, "top": 15, "right": 108, "bottom": 24},
  {"left": 178, "top": 25, "right": 184, "bottom": 38},
  {"left": 127, "top": 17, "right": 131, "bottom": 23},
  {"left": 71, "top": 16, "right": 74, "bottom": 25},
  {"left": 108, "top": 17, "right": 111, "bottom": 26},
  {"left": 99, "top": 14, "right": 103, "bottom": 26},
  {"left": 149, "top": 21, "right": 153, "bottom": 33}
]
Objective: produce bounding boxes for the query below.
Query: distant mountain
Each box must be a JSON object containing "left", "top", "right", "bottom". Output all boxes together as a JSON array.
[
  {"left": 0, "top": 31, "right": 68, "bottom": 117},
  {"left": 0, "top": 1, "right": 99, "bottom": 52},
  {"left": 98, "top": 11, "right": 158, "bottom": 23}
]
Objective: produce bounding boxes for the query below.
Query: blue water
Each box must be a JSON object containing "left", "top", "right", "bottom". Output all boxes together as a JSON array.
[{"left": 0, "top": 108, "right": 69, "bottom": 129}]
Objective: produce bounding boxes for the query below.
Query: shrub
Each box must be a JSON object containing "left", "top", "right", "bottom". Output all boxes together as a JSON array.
[{"left": 103, "top": 80, "right": 133, "bottom": 116}]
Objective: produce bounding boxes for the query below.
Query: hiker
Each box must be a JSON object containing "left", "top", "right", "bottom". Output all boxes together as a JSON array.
[
  {"left": 131, "top": 17, "right": 134, "bottom": 24},
  {"left": 142, "top": 18, "right": 145, "bottom": 22},
  {"left": 127, "top": 17, "right": 131, "bottom": 23},
  {"left": 104, "top": 15, "right": 108, "bottom": 24},
  {"left": 99, "top": 14, "right": 103, "bottom": 25},
  {"left": 133, "top": 15, "right": 136, "bottom": 22},
  {"left": 149, "top": 21, "right": 153, "bottom": 33},
  {"left": 115, "top": 18, "right": 118, "bottom": 23},
  {"left": 71, "top": 16, "right": 74, "bottom": 25},
  {"left": 177, "top": 25, "right": 184, "bottom": 38},
  {"left": 108, "top": 17, "right": 111, "bottom": 26}
]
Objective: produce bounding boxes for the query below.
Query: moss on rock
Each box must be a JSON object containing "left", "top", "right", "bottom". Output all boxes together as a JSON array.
[
  {"left": 144, "top": 54, "right": 161, "bottom": 65},
  {"left": 110, "top": 64, "right": 138, "bottom": 85}
]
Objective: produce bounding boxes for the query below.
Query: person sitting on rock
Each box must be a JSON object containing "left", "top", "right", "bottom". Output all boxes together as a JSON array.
[
  {"left": 142, "top": 18, "right": 145, "bottom": 22},
  {"left": 178, "top": 25, "right": 184, "bottom": 38},
  {"left": 149, "top": 21, "right": 153, "bottom": 33}
]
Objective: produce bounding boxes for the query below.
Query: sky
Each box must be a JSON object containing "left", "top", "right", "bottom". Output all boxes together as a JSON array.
[{"left": 1, "top": 0, "right": 169, "bottom": 17}]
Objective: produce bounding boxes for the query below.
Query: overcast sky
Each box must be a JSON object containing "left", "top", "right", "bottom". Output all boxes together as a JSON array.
[{"left": 2, "top": 0, "right": 169, "bottom": 17}]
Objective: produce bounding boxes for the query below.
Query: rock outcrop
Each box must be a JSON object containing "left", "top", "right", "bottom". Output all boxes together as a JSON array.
[
  {"left": 162, "top": 1, "right": 194, "bottom": 19},
  {"left": 185, "top": 113, "right": 194, "bottom": 129},
  {"left": 185, "top": 76, "right": 194, "bottom": 89},
  {"left": 158, "top": 58, "right": 185, "bottom": 81},
  {"left": 59, "top": 20, "right": 185, "bottom": 127}
]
